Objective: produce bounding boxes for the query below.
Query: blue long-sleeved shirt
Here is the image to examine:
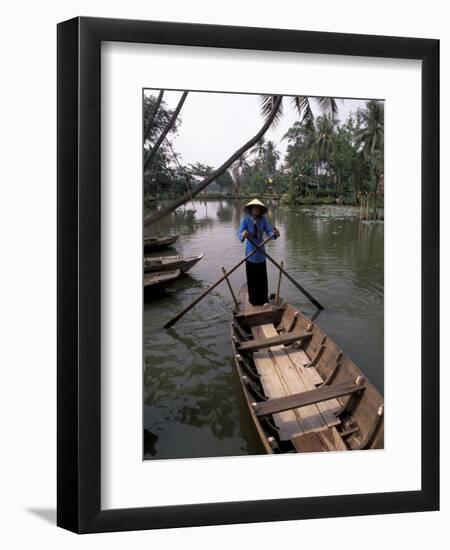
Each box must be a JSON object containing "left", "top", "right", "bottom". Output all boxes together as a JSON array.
[{"left": 237, "top": 216, "right": 276, "bottom": 263}]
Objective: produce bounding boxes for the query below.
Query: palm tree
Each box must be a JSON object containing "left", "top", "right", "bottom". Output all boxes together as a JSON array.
[
  {"left": 144, "top": 94, "right": 339, "bottom": 227},
  {"left": 314, "top": 115, "right": 338, "bottom": 188},
  {"left": 315, "top": 116, "right": 337, "bottom": 161},
  {"left": 249, "top": 138, "right": 280, "bottom": 175},
  {"left": 143, "top": 90, "right": 164, "bottom": 142},
  {"left": 250, "top": 137, "right": 267, "bottom": 165},
  {"left": 264, "top": 140, "right": 280, "bottom": 175},
  {"left": 258, "top": 96, "right": 339, "bottom": 189},
  {"left": 144, "top": 95, "right": 283, "bottom": 226},
  {"left": 144, "top": 91, "right": 188, "bottom": 171},
  {"left": 260, "top": 94, "right": 338, "bottom": 129},
  {"left": 358, "top": 100, "right": 384, "bottom": 158},
  {"left": 358, "top": 100, "right": 384, "bottom": 217},
  {"left": 230, "top": 153, "right": 249, "bottom": 198}
]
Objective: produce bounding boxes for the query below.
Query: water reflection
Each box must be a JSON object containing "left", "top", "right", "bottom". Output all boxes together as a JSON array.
[{"left": 143, "top": 200, "right": 383, "bottom": 460}]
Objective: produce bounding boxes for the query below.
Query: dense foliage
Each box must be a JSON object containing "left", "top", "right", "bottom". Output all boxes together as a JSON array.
[
  {"left": 143, "top": 95, "right": 384, "bottom": 212},
  {"left": 237, "top": 100, "right": 384, "bottom": 208}
]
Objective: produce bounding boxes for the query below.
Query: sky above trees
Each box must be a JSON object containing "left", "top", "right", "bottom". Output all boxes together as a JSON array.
[{"left": 143, "top": 89, "right": 373, "bottom": 168}]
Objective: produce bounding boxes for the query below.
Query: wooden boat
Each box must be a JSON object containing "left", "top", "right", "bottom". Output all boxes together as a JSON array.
[
  {"left": 144, "top": 253, "right": 204, "bottom": 274},
  {"left": 144, "top": 269, "right": 182, "bottom": 290},
  {"left": 231, "top": 285, "right": 384, "bottom": 454},
  {"left": 143, "top": 234, "right": 179, "bottom": 253}
]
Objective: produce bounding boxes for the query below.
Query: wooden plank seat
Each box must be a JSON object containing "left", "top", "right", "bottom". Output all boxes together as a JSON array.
[
  {"left": 253, "top": 381, "right": 367, "bottom": 417},
  {"left": 235, "top": 305, "right": 285, "bottom": 327},
  {"left": 237, "top": 331, "right": 313, "bottom": 353},
  {"left": 250, "top": 323, "right": 341, "bottom": 441},
  {"left": 235, "top": 304, "right": 283, "bottom": 318}
]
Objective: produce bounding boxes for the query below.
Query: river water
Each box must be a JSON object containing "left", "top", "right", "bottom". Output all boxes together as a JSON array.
[{"left": 143, "top": 200, "right": 384, "bottom": 460}]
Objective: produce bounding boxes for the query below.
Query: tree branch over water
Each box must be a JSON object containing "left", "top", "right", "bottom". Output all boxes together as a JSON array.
[{"left": 144, "top": 95, "right": 283, "bottom": 227}]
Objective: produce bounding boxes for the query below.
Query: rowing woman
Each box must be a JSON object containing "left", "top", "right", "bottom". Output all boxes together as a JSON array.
[{"left": 237, "top": 198, "right": 280, "bottom": 306}]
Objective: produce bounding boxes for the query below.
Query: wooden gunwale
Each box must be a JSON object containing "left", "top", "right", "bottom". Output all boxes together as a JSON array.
[
  {"left": 143, "top": 234, "right": 179, "bottom": 252},
  {"left": 144, "top": 253, "right": 204, "bottom": 274},
  {"left": 143, "top": 269, "right": 182, "bottom": 288},
  {"left": 231, "top": 332, "right": 274, "bottom": 454},
  {"left": 231, "top": 285, "right": 384, "bottom": 454}
]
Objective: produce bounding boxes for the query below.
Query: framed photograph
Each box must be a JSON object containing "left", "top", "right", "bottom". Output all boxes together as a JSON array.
[{"left": 57, "top": 17, "right": 439, "bottom": 533}]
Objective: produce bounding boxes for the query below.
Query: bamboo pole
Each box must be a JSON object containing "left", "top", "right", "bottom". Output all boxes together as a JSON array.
[
  {"left": 275, "top": 260, "right": 284, "bottom": 305},
  {"left": 163, "top": 235, "right": 275, "bottom": 329},
  {"left": 246, "top": 236, "right": 324, "bottom": 310}
]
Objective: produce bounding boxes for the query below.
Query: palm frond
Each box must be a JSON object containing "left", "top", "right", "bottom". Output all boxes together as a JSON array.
[
  {"left": 250, "top": 137, "right": 266, "bottom": 159},
  {"left": 317, "top": 97, "right": 339, "bottom": 120},
  {"left": 259, "top": 95, "right": 284, "bottom": 127},
  {"left": 291, "top": 96, "right": 314, "bottom": 127}
]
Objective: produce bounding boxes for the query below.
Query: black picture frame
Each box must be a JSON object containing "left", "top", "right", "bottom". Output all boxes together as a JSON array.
[{"left": 57, "top": 16, "right": 439, "bottom": 533}]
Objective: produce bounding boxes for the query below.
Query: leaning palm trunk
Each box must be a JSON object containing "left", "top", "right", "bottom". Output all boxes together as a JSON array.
[
  {"left": 144, "top": 95, "right": 283, "bottom": 227},
  {"left": 143, "top": 90, "right": 164, "bottom": 143},
  {"left": 144, "top": 91, "right": 188, "bottom": 171}
]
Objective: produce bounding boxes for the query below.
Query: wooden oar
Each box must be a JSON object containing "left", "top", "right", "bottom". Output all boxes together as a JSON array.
[
  {"left": 163, "top": 235, "right": 275, "bottom": 329},
  {"left": 246, "top": 235, "right": 324, "bottom": 310}
]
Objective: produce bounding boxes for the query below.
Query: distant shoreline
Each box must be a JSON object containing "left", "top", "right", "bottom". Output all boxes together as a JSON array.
[{"left": 144, "top": 197, "right": 384, "bottom": 221}]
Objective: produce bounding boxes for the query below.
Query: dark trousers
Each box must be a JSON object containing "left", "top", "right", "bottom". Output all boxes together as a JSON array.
[{"left": 245, "top": 260, "right": 268, "bottom": 306}]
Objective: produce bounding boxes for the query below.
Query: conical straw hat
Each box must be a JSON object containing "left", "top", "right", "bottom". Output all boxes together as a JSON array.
[{"left": 244, "top": 198, "right": 267, "bottom": 215}]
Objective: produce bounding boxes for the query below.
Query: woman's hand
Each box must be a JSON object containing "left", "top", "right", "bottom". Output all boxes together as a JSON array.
[
  {"left": 241, "top": 229, "right": 249, "bottom": 240},
  {"left": 274, "top": 228, "right": 280, "bottom": 238}
]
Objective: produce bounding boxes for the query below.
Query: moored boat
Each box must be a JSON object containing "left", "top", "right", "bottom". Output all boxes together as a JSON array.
[
  {"left": 143, "top": 234, "right": 179, "bottom": 253},
  {"left": 231, "top": 285, "right": 384, "bottom": 454},
  {"left": 144, "top": 269, "right": 182, "bottom": 290},
  {"left": 144, "top": 253, "right": 204, "bottom": 274}
]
